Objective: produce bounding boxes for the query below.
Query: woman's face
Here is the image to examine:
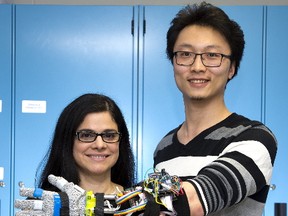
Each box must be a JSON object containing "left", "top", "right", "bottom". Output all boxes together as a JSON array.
[{"left": 73, "top": 111, "right": 120, "bottom": 179}]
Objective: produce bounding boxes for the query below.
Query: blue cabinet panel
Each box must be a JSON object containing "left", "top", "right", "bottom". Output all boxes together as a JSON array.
[
  {"left": 1, "top": 4, "right": 286, "bottom": 215},
  {"left": 13, "top": 5, "right": 134, "bottom": 214},
  {"left": 222, "top": 6, "right": 264, "bottom": 121},
  {"left": 0, "top": 5, "right": 12, "bottom": 216},
  {"left": 265, "top": 6, "right": 288, "bottom": 216},
  {"left": 141, "top": 6, "right": 184, "bottom": 179}
]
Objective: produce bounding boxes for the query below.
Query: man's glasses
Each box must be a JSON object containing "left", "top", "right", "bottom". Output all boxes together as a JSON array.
[
  {"left": 75, "top": 130, "right": 121, "bottom": 143},
  {"left": 173, "top": 51, "right": 231, "bottom": 67}
]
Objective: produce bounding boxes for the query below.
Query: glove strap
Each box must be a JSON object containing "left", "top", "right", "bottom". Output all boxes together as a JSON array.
[
  {"left": 95, "top": 193, "right": 105, "bottom": 216},
  {"left": 173, "top": 188, "right": 190, "bottom": 215},
  {"left": 33, "top": 188, "right": 44, "bottom": 198},
  {"left": 58, "top": 192, "right": 70, "bottom": 216},
  {"left": 53, "top": 194, "right": 61, "bottom": 216}
]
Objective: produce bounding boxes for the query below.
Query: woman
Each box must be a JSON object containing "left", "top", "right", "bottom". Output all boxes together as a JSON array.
[
  {"left": 15, "top": 93, "right": 182, "bottom": 215},
  {"left": 36, "top": 93, "right": 135, "bottom": 194}
]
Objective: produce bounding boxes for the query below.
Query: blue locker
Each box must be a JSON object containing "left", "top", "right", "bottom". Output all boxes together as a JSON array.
[
  {"left": 139, "top": 5, "right": 184, "bottom": 180},
  {"left": 0, "top": 3, "right": 286, "bottom": 215},
  {"left": 0, "top": 5, "right": 13, "bottom": 216},
  {"left": 221, "top": 6, "right": 264, "bottom": 121},
  {"left": 12, "top": 5, "right": 135, "bottom": 215},
  {"left": 265, "top": 6, "right": 288, "bottom": 216}
]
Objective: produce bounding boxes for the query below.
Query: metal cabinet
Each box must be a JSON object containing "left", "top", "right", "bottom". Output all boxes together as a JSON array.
[
  {"left": 0, "top": 4, "right": 287, "bottom": 216},
  {"left": 1, "top": 5, "right": 135, "bottom": 215},
  {"left": 0, "top": 5, "right": 13, "bottom": 216},
  {"left": 265, "top": 6, "right": 288, "bottom": 216},
  {"left": 137, "top": 5, "right": 184, "bottom": 180}
]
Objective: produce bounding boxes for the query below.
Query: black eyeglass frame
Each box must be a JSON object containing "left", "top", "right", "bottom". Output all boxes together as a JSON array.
[
  {"left": 75, "top": 130, "right": 122, "bottom": 143},
  {"left": 173, "top": 51, "right": 231, "bottom": 67}
]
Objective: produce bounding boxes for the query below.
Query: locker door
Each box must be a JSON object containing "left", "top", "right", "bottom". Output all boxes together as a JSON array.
[
  {"left": 265, "top": 6, "right": 288, "bottom": 216},
  {"left": 140, "top": 6, "right": 184, "bottom": 179},
  {"left": 13, "top": 5, "right": 134, "bottom": 214},
  {"left": 221, "top": 6, "right": 264, "bottom": 121},
  {"left": 0, "top": 5, "right": 13, "bottom": 216},
  {"left": 141, "top": 5, "right": 264, "bottom": 179}
]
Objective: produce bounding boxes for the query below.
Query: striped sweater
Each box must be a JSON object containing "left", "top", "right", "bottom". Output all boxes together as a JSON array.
[{"left": 154, "top": 113, "right": 277, "bottom": 216}]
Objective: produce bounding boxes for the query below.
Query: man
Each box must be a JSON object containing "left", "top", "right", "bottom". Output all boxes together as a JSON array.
[{"left": 154, "top": 2, "right": 277, "bottom": 216}]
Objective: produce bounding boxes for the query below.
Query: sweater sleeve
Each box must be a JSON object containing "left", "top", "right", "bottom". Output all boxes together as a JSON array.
[{"left": 187, "top": 124, "right": 277, "bottom": 215}]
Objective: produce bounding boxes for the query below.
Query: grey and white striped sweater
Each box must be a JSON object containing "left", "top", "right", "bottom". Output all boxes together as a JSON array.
[{"left": 154, "top": 113, "right": 277, "bottom": 216}]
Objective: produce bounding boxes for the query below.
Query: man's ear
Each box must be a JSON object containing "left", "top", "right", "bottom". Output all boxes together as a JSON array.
[{"left": 228, "top": 62, "right": 236, "bottom": 80}]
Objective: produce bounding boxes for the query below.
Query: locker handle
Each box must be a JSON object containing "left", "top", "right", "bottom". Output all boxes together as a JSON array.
[{"left": 0, "top": 167, "right": 5, "bottom": 187}]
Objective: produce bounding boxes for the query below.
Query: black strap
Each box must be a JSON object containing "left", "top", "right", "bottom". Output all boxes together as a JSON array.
[
  {"left": 94, "top": 193, "right": 105, "bottom": 216},
  {"left": 173, "top": 188, "right": 190, "bottom": 216},
  {"left": 58, "top": 192, "right": 70, "bottom": 216},
  {"left": 143, "top": 192, "right": 160, "bottom": 216}
]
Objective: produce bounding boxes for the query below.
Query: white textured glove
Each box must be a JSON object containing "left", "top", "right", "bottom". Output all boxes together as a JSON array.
[{"left": 14, "top": 174, "right": 86, "bottom": 216}]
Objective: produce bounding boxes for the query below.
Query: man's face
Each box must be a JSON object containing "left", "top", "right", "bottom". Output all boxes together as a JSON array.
[{"left": 173, "top": 25, "right": 235, "bottom": 102}]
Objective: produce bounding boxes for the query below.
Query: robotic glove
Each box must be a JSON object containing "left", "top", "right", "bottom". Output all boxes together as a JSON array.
[
  {"left": 14, "top": 169, "right": 186, "bottom": 216},
  {"left": 14, "top": 174, "right": 86, "bottom": 216},
  {"left": 14, "top": 187, "right": 58, "bottom": 216},
  {"left": 15, "top": 175, "right": 122, "bottom": 216},
  {"left": 141, "top": 169, "right": 184, "bottom": 216},
  {"left": 114, "top": 169, "right": 184, "bottom": 216}
]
